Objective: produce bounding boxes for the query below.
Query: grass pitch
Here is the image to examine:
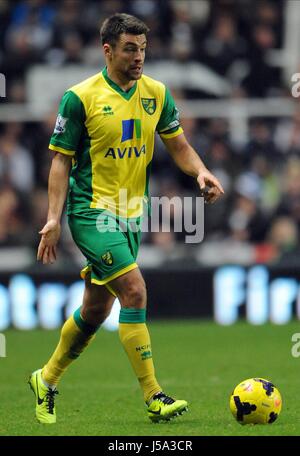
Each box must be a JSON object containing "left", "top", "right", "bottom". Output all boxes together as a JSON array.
[{"left": 1, "top": 320, "right": 299, "bottom": 436}]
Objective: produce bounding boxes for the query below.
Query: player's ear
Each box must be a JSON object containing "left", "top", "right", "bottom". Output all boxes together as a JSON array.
[{"left": 103, "top": 43, "right": 112, "bottom": 59}]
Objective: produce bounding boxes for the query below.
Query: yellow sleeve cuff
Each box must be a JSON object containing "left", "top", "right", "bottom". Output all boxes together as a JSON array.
[
  {"left": 159, "top": 126, "right": 184, "bottom": 139},
  {"left": 49, "top": 144, "right": 75, "bottom": 156}
]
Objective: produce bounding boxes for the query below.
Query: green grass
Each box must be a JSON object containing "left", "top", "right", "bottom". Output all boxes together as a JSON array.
[{"left": 1, "top": 320, "right": 300, "bottom": 436}]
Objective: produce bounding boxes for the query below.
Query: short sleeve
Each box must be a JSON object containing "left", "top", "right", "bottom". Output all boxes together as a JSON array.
[
  {"left": 49, "top": 90, "right": 85, "bottom": 156},
  {"left": 156, "top": 87, "right": 183, "bottom": 139}
]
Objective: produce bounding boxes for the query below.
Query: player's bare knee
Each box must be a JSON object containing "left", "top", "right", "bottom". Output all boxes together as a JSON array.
[
  {"left": 81, "top": 304, "right": 111, "bottom": 326},
  {"left": 93, "top": 307, "right": 111, "bottom": 322},
  {"left": 121, "top": 283, "right": 146, "bottom": 309}
]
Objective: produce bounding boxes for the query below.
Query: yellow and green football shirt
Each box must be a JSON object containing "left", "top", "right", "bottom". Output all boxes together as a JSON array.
[{"left": 49, "top": 67, "right": 183, "bottom": 218}]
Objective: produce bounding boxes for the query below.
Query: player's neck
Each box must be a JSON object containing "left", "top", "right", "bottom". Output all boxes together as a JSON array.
[{"left": 106, "top": 67, "right": 136, "bottom": 92}]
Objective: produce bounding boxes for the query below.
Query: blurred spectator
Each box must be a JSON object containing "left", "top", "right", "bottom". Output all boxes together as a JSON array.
[
  {"left": 275, "top": 157, "right": 300, "bottom": 228},
  {"left": 243, "top": 120, "right": 281, "bottom": 164},
  {"left": 199, "top": 14, "right": 247, "bottom": 76},
  {"left": 7, "top": 78, "right": 27, "bottom": 103},
  {"left": 0, "top": 123, "right": 34, "bottom": 192},
  {"left": 31, "top": 187, "right": 48, "bottom": 231},
  {"left": 0, "top": 185, "right": 31, "bottom": 246},
  {"left": 242, "top": 23, "right": 280, "bottom": 97},
  {"left": 170, "top": 3, "right": 194, "bottom": 61},
  {"left": 266, "top": 216, "right": 300, "bottom": 265},
  {"left": 275, "top": 109, "right": 300, "bottom": 155},
  {"left": 3, "top": 0, "right": 55, "bottom": 83},
  {"left": 51, "top": 0, "right": 82, "bottom": 45},
  {"left": 45, "top": 31, "right": 84, "bottom": 65},
  {"left": 10, "top": 0, "right": 55, "bottom": 28},
  {"left": 249, "top": 155, "right": 281, "bottom": 213},
  {"left": 255, "top": 1, "right": 282, "bottom": 46},
  {"left": 3, "top": 26, "right": 41, "bottom": 81},
  {"left": 226, "top": 172, "right": 269, "bottom": 242}
]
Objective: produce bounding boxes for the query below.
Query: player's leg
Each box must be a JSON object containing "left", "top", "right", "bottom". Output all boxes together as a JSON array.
[
  {"left": 42, "top": 274, "right": 115, "bottom": 386},
  {"left": 110, "top": 267, "right": 188, "bottom": 422},
  {"left": 65, "top": 210, "right": 187, "bottom": 421},
  {"left": 110, "top": 267, "right": 161, "bottom": 401},
  {"left": 29, "top": 275, "right": 115, "bottom": 423}
]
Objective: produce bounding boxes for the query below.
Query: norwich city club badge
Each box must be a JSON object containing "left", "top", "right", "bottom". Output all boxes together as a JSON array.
[
  {"left": 101, "top": 251, "right": 113, "bottom": 266},
  {"left": 141, "top": 98, "right": 156, "bottom": 115}
]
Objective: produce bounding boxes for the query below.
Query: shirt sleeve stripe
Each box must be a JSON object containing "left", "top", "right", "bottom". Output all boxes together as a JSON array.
[
  {"left": 158, "top": 125, "right": 180, "bottom": 135},
  {"left": 49, "top": 144, "right": 75, "bottom": 156},
  {"left": 159, "top": 126, "right": 184, "bottom": 139}
]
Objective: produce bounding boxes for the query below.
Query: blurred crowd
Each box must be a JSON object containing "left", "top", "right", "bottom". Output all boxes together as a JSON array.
[
  {"left": 0, "top": 0, "right": 286, "bottom": 100},
  {"left": 1, "top": 0, "right": 300, "bottom": 267}
]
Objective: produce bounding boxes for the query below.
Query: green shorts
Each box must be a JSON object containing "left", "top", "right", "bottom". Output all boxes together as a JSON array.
[{"left": 68, "top": 210, "right": 142, "bottom": 292}]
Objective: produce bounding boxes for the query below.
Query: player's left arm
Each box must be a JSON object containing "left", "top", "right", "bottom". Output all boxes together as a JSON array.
[{"left": 162, "top": 133, "right": 224, "bottom": 204}]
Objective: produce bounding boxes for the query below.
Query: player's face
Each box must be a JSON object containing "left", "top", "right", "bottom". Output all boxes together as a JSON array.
[{"left": 108, "top": 34, "right": 147, "bottom": 81}]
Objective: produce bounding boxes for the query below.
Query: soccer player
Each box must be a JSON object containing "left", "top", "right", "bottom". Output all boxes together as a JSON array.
[{"left": 29, "top": 13, "right": 224, "bottom": 424}]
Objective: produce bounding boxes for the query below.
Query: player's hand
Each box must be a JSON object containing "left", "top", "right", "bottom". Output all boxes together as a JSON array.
[
  {"left": 37, "top": 219, "right": 61, "bottom": 264},
  {"left": 197, "top": 169, "right": 224, "bottom": 204}
]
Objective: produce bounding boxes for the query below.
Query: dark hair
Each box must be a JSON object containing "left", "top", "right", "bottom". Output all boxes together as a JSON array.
[{"left": 100, "top": 13, "right": 149, "bottom": 47}]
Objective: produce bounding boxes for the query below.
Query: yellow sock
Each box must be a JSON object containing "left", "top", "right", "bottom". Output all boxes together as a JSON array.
[
  {"left": 42, "top": 308, "right": 98, "bottom": 386},
  {"left": 119, "top": 308, "right": 161, "bottom": 403}
]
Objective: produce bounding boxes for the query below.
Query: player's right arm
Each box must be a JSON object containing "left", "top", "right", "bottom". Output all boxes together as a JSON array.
[
  {"left": 37, "top": 152, "right": 72, "bottom": 264},
  {"left": 37, "top": 90, "right": 85, "bottom": 264}
]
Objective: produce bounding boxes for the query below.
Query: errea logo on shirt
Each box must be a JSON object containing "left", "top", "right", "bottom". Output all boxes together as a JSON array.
[{"left": 102, "top": 105, "right": 114, "bottom": 116}]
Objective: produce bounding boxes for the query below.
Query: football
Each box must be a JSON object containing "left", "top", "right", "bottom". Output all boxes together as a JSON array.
[{"left": 229, "top": 378, "right": 282, "bottom": 424}]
